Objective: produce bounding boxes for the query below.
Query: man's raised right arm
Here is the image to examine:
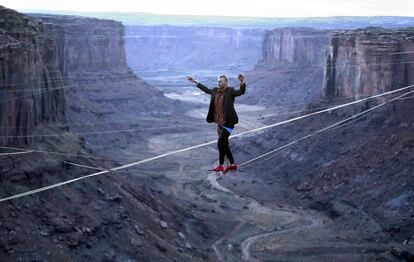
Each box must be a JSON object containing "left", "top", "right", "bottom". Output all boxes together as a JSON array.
[{"left": 186, "top": 76, "right": 212, "bottom": 94}]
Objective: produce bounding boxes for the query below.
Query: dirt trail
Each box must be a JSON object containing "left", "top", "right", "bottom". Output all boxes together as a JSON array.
[
  {"left": 207, "top": 172, "right": 322, "bottom": 261},
  {"left": 240, "top": 218, "right": 322, "bottom": 261}
]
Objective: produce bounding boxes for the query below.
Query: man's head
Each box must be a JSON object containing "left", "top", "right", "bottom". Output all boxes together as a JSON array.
[{"left": 217, "top": 74, "right": 229, "bottom": 89}]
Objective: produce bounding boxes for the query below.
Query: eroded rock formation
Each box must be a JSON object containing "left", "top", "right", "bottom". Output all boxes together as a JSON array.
[
  {"left": 323, "top": 28, "right": 414, "bottom": 99},
  {"left": 244, "top": 28, "right": 332, "bottom": 108},
  {"left": 29, "top": 14, "right": 184, "bottom": 157},
  {"left": 0, "top": 6, "right": 65, "bottom": 145},
  {"left": 32, "top": 15, "right": 127, "bottom": 76},
  {"left": 258, "top": 27, "right": 331, "bottom": 67}
]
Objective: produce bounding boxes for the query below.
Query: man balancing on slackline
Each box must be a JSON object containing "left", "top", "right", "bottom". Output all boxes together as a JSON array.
[{"left": 186, "top": 74, "right": 246, "bottom": 174}]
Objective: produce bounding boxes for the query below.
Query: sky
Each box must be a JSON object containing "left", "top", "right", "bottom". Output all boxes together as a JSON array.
[{"left": 1, "top": 0, "right": 413, "bottom": 18}]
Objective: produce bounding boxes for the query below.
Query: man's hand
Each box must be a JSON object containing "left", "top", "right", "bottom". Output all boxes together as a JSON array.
[
  {"left": 186, "top": 76, "right": 198, "bottom": 84},
  {"left": 238, "top": 73, "right": 245, "bottom": 83}
]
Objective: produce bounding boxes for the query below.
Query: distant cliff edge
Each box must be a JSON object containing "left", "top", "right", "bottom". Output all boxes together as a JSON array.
[
  {"left": 0, "top": 6, "right": 65, "bottom": 145},
  {"left": 324, "top": 28, "right": 414, "bottom": 99}
]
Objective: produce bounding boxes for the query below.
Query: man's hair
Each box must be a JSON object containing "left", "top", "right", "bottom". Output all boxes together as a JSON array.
[{"left": 218, "top": 74, "right": 228, "bottom": 83}]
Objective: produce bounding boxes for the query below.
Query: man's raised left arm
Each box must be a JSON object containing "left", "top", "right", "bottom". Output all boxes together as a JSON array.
[{"left": 233, "top": 73, "right": 246, "bottom": 97}]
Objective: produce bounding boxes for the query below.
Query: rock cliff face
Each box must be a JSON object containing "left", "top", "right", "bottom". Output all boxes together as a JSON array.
[
  {"left": 258, "top": 28, "right": 331, "bottom": 67},
  {"left": 30, "top": 14, "right": 183, "bottom": 157},
  {"left": 32, "top": 15, "right": 127, "bottom": 76},
  {"left": 323, "top": 28, "right": 414, "bottom": 99},
  {"left": 125, "top": 25, "right": 265, "bottom": 71},
  {"left": 0, "top": 6, "right": 65, "bottom": 145},
  {"left": 244, "top": 28, "right": 332, "bottom": 108}
]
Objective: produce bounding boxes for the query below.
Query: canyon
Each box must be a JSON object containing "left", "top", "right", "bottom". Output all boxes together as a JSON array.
[{"left": 1, "top": 5, "right": 414, "bottom": 261}]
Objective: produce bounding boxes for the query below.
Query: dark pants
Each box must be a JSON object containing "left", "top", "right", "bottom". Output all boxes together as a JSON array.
[{"left": 217, "top": 125, "right": 235, "bottom": 165}]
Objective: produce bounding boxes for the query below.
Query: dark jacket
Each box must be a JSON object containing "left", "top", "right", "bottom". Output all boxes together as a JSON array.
[{"left": 196, "top": 82, "right": 246, "bottom": 126}]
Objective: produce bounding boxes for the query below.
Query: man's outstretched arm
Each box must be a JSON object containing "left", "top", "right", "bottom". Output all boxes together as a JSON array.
[
  {"left": 233, "top": 73, "right": 246, "bottom": 97},
  {"left": 186, "top": 76, "right": 212, "bottom": 94}
]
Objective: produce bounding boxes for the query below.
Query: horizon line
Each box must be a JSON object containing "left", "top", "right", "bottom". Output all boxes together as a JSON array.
[{"left": 16, "top": 8, "right": 414, "bottom": 20}]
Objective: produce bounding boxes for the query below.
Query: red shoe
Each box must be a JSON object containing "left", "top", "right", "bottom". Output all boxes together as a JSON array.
[
  {"left": 212, "top": 165, "right": 225, "bottom": 172},
  {"left": 225, "top": 164, "right": 238, "bottom": 172}
]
